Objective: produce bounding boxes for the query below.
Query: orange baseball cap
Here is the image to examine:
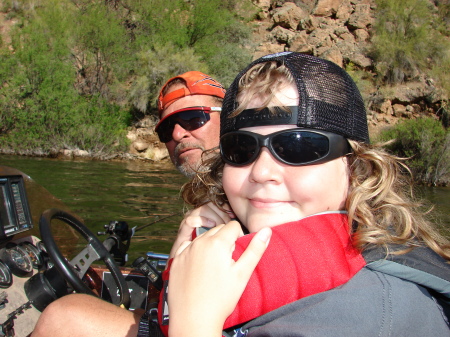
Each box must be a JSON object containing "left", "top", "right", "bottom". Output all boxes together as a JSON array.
[{"left": 157, "top": 71, "right": 225, "bottom": 116}]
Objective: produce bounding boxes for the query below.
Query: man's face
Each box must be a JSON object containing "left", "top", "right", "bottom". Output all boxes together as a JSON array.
[{"left": 161, "top": 84, "right": 221, "bottom": 177}]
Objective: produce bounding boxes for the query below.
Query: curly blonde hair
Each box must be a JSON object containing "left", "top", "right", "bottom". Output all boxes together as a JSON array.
[
  {"left": 346, "top": 141, "right": 450, "bottom": 258},
  {"left": 181, "top": 60, "right": 450, "bottom": 260}
]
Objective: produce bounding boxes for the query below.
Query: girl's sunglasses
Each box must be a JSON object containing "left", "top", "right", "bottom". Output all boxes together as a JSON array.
[
  {"left": 156, "top": 106, "right": 221, "bottom": 143},
  {"left": 220, "top": 128, "right": 350, "bottom": 167}
]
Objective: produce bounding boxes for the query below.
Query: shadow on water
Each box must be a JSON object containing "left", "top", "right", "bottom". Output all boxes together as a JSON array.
[
  {"left": 0, "top": 154, "right": 187, "bottom": 263},
  {"left": 1, "top": 154, "right": 449, "bottom": 264}
]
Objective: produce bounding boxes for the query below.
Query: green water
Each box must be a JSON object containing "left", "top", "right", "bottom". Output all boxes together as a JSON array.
[
  {"left": 0, "top": 154, "right": 449, "bottom": 265},
  {"left": 0, "top": 154, "right": 187, "bottom": 263}
]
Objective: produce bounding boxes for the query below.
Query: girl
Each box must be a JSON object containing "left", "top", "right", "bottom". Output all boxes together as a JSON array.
[{"left": 164, "top": 52, "right": 450, "bottom": 337}]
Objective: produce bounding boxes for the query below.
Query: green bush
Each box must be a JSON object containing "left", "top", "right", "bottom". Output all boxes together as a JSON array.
[
  {"left": 0, "top": 0, "right": 130, "bottom": 155},
  {"left": 371, "top": 0, "right": 449, "bottom": 84},
  {"left": 378, "top": 117, "right": 450, "bottom": 186}
]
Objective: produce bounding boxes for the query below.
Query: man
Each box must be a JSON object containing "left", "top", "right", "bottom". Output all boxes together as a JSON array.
[
  {"left": 31, "top": 71, "right": 224, "bottom": 337},
  {"left": 156, "top": 71, "right": 224, "bottom": 177}
]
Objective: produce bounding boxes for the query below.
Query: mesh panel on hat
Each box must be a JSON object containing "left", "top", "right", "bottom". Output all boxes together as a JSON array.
[{"left": 221, "top": 52, "right": 369, "bottom": 143}]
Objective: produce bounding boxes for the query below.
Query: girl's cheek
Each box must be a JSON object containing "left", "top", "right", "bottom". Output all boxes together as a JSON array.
[{"left": 222, "top": 165, "right": 238, "bottom": 196}]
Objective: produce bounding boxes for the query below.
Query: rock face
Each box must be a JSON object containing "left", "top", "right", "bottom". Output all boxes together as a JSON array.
[{"left": 254, "top": 0, "right": 374, "bottom": 68}]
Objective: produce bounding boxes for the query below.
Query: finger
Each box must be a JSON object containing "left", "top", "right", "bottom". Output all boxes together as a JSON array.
[
  {"left": 221, "top": 204, "right": 236, "bottom": 219},
  {"left": 193, "top": 221, "right": 242, "bottom": 245},
  {"left": 235, "top": 227, "right": 272, "bottom": 277},
  {"left": 188, "top": 202, "right": 232, "bottom": 225},
  {"left": 207, "top": 202, "right": 233, "bottom": 223},
  {"left": 197, "top": 223, "right": 226, "bottom": 238},
  {"left": 175, "top": 240, "right": 192, "bottom": 255},
  {"left": 207, "top": 220, "right": 243, "bottom": 242},
  {"left": 181, "top": 215, "right": 210, "bottom": 232}
]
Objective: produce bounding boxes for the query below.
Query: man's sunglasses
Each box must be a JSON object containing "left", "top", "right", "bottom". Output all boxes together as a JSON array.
[
  {"left": 220, "top": 128, "right": 350, "bottom": 167},
  {"left": 156, "top": 106, "right": 221, "bottom": 143}
]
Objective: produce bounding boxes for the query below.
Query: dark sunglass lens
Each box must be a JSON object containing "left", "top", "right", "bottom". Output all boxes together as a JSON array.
[
  {"left": 156, "top": 119, "right": 174, "bottom": 143},
  {"left": 272, "top": 132, "right": 329, "bottom": 164},
  {"left": 175, "top": 111, "right": 209, "bottom": 131},
  {"left": 221, "top": 133, "right": 258, "bottom": 165},
  {"left": 156, "top": 110, "right": 210, "bottom": 143}
]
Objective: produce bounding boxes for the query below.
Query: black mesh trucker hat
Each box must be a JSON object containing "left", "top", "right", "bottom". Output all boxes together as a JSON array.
[{"left": 221, "top": 52, "right": 370, "bottom": 143}]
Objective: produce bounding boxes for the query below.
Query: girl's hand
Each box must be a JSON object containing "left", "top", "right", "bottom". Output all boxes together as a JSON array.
[
  {"left": 168, "top": 221, "right": 271, "bottom": 337},
  {"left": 168, "top": 202, "right": 234, "bottom": 260}
]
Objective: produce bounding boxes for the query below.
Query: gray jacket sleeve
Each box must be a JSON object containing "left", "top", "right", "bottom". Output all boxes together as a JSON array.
[{"left": 239, "top": 268, "right": 449, "bottom": 337}]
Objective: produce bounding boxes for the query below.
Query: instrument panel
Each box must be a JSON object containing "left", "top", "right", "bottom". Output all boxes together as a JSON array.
[{"left": 0, "top": 175, "right": 33, "bottom": 239}]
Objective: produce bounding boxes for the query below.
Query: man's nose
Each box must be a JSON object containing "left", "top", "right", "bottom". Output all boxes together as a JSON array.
[{"left": 172, "top": 123, "right": 190, "bottom": 142}]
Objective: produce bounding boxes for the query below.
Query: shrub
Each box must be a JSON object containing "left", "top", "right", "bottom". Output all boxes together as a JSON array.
[
  {"left": 371, "top": 0, "right": 449, "bottom": 84},
  {"left": 378, "top": 117, "right": 450, "bottom": 186}
]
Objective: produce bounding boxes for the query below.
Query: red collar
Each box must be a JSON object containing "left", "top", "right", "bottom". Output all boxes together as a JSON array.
[{"left": 159, "top": 212, "right": 366, "bottom": 333}]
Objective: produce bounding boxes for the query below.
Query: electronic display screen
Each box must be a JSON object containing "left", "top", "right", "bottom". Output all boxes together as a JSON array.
[{"left": 0, "top": 176, "right": 33, "bottom": 238}]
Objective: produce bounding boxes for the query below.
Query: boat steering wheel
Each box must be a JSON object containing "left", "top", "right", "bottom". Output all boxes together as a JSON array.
[{"left": 39, "top": 208, "right": 131, "bottom": 309}]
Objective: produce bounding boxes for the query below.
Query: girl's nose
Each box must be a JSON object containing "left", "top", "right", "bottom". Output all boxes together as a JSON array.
[{"left": 248, "top": 148, "right": 283, "bottom": 184}]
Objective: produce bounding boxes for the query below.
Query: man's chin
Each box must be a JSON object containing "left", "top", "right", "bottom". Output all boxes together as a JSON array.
[
  {"left": 176, "top": 163, "right": 197, "bottom": 178},
  {"left": 175, "top": 157, "right": 199, "bottom": 178}
]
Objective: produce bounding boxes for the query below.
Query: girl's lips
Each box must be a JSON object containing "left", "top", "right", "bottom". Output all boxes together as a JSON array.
[{"left": 249, "top": 198, "right": 287, "bottom": 208}]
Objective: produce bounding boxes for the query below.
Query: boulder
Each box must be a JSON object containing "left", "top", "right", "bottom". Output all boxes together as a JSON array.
[
  {"left": 73, "top": 149, "right": 90, "bottom": 157},
  {"left": 271, "top": 25, "right": 297, "bottom": 45},
  {"left": 272, "top": 2, "right": 308, "bottom": 30},
  {"left": 334, "top": 26, "right": 355, "bottom": 42},
  {"left": 388, "top": 82, "right": 435, "bottom": 105},
  {"left": 318, "top": 46, "right": 344, "bottom": 67},
  {"left": 298, "top": 15, "right": 318, "bottom": 32},
  {"left": 348, "top": 52, "right": 372, "bottom": 68},
  {"left": 348, "top": 4, "right": 373, "bottom": 29},
  {"left": 307, "top": 28, "right": 334, "bottom": 48},
  {"left": 253, "top": 0, "right": 271, "bottom": 18},
  {"left": 143, "top": 146, "right": 168, "bottom": 161},
  {"left": 353, "top": 28, "right": 370, "bottom": 42},
  {"left": 392, "top": 104, "right": 407, "bottom": 118},
  {"left": 133, "top": 140, "right": 150, "bottom": 152},
  {"left": 313, "top": 0, "right": 344, "bottom": 17},
  {"left": 335, "top": 0, "right": 353, "bottom": 22},
  {"left": 380, "top": 100, "right": 393, "bottom": 115},
  {"left": 289, "top": 31, "right": 314, "bottom": 53}
]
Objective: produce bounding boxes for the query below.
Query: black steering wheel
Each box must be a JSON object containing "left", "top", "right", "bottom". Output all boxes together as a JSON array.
[{"left": 39, "top": 208, "right": 131, "bottom": 309}]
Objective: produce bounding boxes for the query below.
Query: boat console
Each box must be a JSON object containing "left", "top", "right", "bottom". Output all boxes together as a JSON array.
[{"left": 0, "top": 166, "right": 166, "bottom": 336}]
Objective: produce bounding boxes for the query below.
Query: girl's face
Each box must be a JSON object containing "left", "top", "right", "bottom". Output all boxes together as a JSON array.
[{"left": 222, "top": 85, "right": 350, "bottom": 233}]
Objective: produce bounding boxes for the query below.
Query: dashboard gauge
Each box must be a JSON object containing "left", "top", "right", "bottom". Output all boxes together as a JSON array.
[
  {"left": 0, "top": 246, "right": 33, "bottom": 277},
  {"left": 20, "top": 242, "right": 43, "bottom": 269},
  {"left": 0, "top": 261, "right": 12, "bottom": 288}
]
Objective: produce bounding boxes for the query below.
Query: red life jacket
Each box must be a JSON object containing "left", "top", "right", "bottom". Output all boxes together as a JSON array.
[{"left": 158, "top": 212, "right": 366, "bottom": 335}]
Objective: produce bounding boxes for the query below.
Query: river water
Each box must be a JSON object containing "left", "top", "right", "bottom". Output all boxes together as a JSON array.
[
  {"left": 0, "top": 154, "right": 187, "bottom": 263},
  {"left": 1, "top": 154, "right": 449, "bottom": 263}
]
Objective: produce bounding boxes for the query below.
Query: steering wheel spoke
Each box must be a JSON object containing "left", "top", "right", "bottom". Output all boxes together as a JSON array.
[{"left": 70, "top": 243, "right": 102, "bottom": 278}]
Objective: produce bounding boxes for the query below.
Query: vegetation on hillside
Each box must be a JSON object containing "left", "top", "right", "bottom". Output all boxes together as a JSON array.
[
  {"left": 368, "top": 0, "right": 449, "bottom": 185},
  {"left": 370, "top": 0, "right": 449, "bottom": 86},
  {"left": 377, "top": 117, "right": 449, "bottom": 186},
  {"left": 0, "top": 0, "right": 254, "bottom": 155}
]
